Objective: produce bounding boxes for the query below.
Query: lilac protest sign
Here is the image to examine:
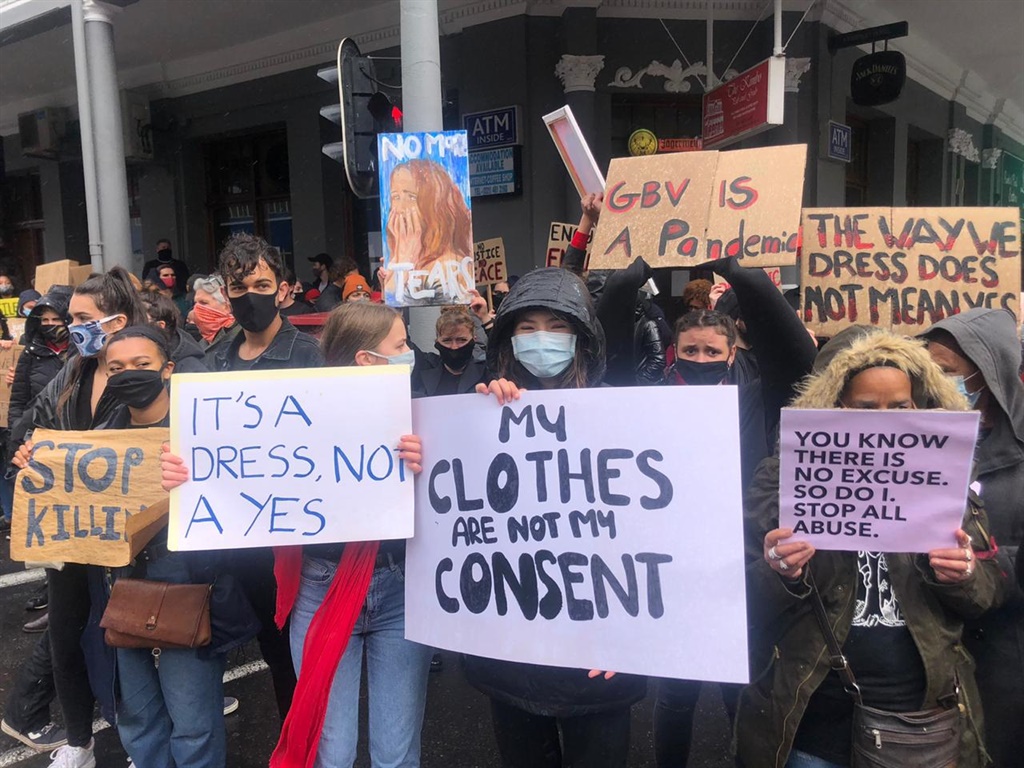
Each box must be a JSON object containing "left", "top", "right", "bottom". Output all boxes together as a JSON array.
[{"left": 779, "top": 409, "right": 980, "bottom": 553}]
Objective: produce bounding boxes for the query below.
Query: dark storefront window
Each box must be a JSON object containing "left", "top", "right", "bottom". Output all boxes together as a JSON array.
[
  {"left": 1, "top": 171, "right": 44, "bottom": 283},
  {"left": 845, "top": 115, "right": 869, "bottom": 206},
  {"left": 611, "top": 95, "right": 703, "bottom": 158},
  {"left": 203, "top": 127, "right": 293, "bottom": 271}
]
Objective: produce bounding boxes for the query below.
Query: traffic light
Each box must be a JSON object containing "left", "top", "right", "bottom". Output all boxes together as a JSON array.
[{"left": 319, "top": 38, "right": 401, "bottom": 199}]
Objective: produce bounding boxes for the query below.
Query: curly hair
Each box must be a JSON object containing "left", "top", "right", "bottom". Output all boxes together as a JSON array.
[
  {"left": 681, "top": 279, "right": 713, "bottom": 311},
  {"left": 387, "top": 160, "right": 472, "bottom": 271},
  {"left": 218, "top": 233, "right": 284, "bottom": 286}
]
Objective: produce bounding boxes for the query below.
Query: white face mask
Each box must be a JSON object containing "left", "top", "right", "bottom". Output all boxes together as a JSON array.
[{"left": 512, "top": 331, "right": 577, "bottom": 379}]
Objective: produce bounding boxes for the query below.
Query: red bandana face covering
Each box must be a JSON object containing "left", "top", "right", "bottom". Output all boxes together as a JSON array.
[{"left": 192, "top": 302, "right": 234, "bottom": 342}]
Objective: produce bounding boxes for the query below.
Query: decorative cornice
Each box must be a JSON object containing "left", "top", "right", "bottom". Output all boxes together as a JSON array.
[
  {"left": 555, "top": 54, "right": 605, "bottom": 93},
  {"left": 785, "top": 57, "right": 811, "bottom": 93},
  {"left": 948, "top": 128, "right": 980, "bottom": 163},
  {"left": 981, "top": 148, "right": 1002, "bottom": 170}
]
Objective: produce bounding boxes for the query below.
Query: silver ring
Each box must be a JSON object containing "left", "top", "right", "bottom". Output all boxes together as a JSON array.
[
  {"left": 778, "top": 559, "right": 790, "bottom": 571},
  {"left": 768, "top": 546, "right": 781, "bottom": 561},
  {"left": 964, "top": 565, "right": 973, "bottom": 578},
  {"left": 964, "top": 549, "right": 973, "bottom": 563}
]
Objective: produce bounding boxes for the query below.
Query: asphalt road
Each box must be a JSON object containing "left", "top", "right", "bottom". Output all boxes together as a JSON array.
[{"left": 0, "top": 540, "right": 734, "bottom": 767}]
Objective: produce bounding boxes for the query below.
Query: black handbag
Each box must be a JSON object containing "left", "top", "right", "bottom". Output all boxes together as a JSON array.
[{"left": 807, "top": 571, "right": 961, "bottom": 768}]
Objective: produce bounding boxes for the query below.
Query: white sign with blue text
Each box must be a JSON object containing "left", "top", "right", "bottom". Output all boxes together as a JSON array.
[
  {"left": 464, "top": 106, "right": 520, "bottom": 150},
  {"left": 168, "top": 367, "right": 414, "bottom": 550},
  {"left": 406, "top": 386, "right": 750, "bottom": 683}
]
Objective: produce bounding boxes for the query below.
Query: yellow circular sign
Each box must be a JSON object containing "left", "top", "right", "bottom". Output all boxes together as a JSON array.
[{"left": 628, "top": 128, "right": 658, "bottom": 156}]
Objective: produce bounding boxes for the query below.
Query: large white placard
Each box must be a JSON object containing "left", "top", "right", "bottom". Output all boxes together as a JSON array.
[
  {"left": 406, "top": 387, "right": 749, "bottom": 683},
  {"left": 168, "top": 367, "right": 414, "bottom": 550}
]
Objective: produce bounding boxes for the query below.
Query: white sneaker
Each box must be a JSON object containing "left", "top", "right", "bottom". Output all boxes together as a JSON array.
[{"left": 47, "top": 739, "right": 96, "bottom": 768}]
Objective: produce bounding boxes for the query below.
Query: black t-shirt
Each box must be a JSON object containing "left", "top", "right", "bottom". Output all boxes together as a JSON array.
[
  {"left": 793, "top": 552, "right": 926, "bottom": 765},
  {"left": 280, "top": 301, "right": 313, "bottom": 318}
]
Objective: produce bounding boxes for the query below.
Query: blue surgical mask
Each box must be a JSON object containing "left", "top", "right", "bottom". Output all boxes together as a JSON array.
[
  {"left": 68, "top": 314, "right": 123, "bottom": 358},
  {"left": 512, "top": 331, "right": 577, "bottom": 379},
  {"left": 366, "top": 348, "right": 416, "bottom": 374},
  {"left": 949, "top": 371, "right": 983, "bottom": 408}
]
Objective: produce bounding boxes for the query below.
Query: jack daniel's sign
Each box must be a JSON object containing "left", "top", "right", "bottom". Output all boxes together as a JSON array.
[{"left": 851, "top": 50, "right": 906, "bottom": 106}]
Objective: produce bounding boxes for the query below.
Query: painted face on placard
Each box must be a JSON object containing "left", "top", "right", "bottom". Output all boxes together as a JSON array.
[
  {"left": 839, "top": 367, "right": 915, "bottom": 410},
  {"left": 390, "top": 166, "right": 419, "bottom": 215}
]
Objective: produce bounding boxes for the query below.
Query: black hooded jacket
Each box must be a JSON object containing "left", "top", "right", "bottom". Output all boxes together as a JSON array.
[
  {"left": 8, "top": 288, "right": 72, "bottom": 451},
  {"left": 171, "top": 327, "right": 209, "bottom": 374},
  {"left": 466, "top": 267, "right": 646, "bottom": 716}
]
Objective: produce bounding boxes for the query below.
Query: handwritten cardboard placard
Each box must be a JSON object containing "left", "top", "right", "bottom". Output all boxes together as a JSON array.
[
  {"left": 34, "top": 260, "right": 93, "bottom": 296},
  {"left": 589, "top": 144, "right": 806, "bottom": 270},
  {"left": 169, "top": 367, "right": 414, "bottom": 551},
  {"left": 10, "top": 428, "right": 169, "bottom": 567},
  {"left": 474, "top": 238, "right": 507, "bottom": 285},
  {"left": 0, "top": 344, "right": 25, "bottom": 427},
  {"left": 545, "top": 222, "right": 592, "bottom": 269},
  {"left": 800, "top": 207, "right": 1022, "bottom": 335},
  {"left": 406, "top": 387, "right": 749, "bottom": 683},
  {"left": 778, "top": 409, "right": 980, "bottom": 552},
  {"left": 378, "top": 131, "right": 475, "bottom": 307}
]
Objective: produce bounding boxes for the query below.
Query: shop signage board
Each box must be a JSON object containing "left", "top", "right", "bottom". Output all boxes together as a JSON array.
[
  {"left": 701, "top": 57, "right": 785, "bottom": 150},
  {"left": 469, "top": 147, "right": 521, "bottom": 197},
  {"left": 799, "top": 206, "right": 1021, "bottom": 335},
  {"left": 851, "top": 50, "right": 906, "bottom": 107},
  {"left": 828, "top": 121, "right": 852, "bottom": 162},
  {"left": 464, "top": 106, "right": 520, "bottom": 151}
]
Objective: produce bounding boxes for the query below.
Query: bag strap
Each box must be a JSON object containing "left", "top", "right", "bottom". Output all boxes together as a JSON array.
[{"left": 807, "top": 568, "right": 863, "bottom": 706}]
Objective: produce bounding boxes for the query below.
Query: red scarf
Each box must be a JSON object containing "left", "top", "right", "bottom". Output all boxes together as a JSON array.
[
  {"left": 193, "top": 302, "right": 235, "bottom": 343},
  {"left": 270, "top": 541, "right": 379, "bottom": 768}
]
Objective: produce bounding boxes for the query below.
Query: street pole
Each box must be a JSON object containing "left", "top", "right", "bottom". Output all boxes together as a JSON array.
[
  {"left": 399, "top": 0, "right": 444, "bottom": 349},
  {"left": 83, "top": 0, "right": 132, "bottom": 272},
  {"left": 71, "top": 0, "right": 103, "bottom": 271}
]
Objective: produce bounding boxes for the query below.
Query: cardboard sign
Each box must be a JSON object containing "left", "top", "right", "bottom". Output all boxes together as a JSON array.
[
  {"left": 377, "top": 131, "right": 475, "bottom": 307},
  {"left": 10, "top": 428, "right": 169, "bottom": 567},
  {"left": 34, "top": 260, "right": 93, "bottom": 296},
  {"left": 590, "top": 144, "right": 806, "bottom": 270},
  {"left": 0, "top": 344, "right": 25, "bottom": 427},
  {"left": 778, "top": 409, "right": 980, "bottom": 552},
  {"left": 542, "top": 106, "right": 605, "bottom": 199},
  {"left": 405, "top": 387, "right": 749, "bottom": 683},
  {"left": 545, "top": 222, "right": 592, "bottom": 269},
  {"left": 474, "top": 238, "right": 507, "bottom": 285},
  {"left": 169, "top": 367, "right": 414, "bottom": 551},
  {"left": 800, "top": 207, "right": 1022, "bottom": 335}
]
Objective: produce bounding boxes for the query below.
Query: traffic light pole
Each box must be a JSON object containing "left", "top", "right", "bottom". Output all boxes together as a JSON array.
[{"left": 399, "top": 0, "right": 444, "bottom": 348}]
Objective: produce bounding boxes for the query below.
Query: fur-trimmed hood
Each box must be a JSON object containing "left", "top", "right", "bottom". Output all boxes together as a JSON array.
[{"left": 793, "top": 330, "right": 969, "bottom": 411}]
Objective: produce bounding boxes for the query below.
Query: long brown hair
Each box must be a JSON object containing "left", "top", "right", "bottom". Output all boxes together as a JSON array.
[
  {"left": 387, "top": 160, "right": 472, "bottom": 270},
  {"left": 320, "top": 303, "right": 401, "bottom": 366}
]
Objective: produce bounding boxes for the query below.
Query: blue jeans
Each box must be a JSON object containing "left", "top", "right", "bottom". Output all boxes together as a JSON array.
[
  {"left": 290, "top": 554, "right": 433, "bottom": 768},
  {"left": 114, "top": 556, "right": 226, "bottom": 768},
  {"left": 786, "top": 750, "right": 845, "bottom": 768}
]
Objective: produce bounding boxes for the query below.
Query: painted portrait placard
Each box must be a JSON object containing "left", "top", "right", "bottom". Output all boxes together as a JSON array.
[{"left": 378, "top": 131, "right": 476, "bottom": 306}]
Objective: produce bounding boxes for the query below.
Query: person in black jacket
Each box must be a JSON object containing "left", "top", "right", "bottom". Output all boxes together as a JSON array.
[
  {"left": 140, "top": 291, "right": 208, "bottom": 374},
  {"left": 140, "top": 238, "right": 190, "bottom": 300},
  {"left": 634, "top": 291, "right": 668, "bottom": 385},
  {"left": 467, "top": 267, "right": 646, "bottom": 768},
  {"left": 414, "top": 306, "right": 487, "bottom": 396}
]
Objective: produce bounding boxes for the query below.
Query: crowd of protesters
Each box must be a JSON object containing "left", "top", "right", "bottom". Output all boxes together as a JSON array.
[{"left": 0, "top": 192, "right": 1019, "bottom": 768}]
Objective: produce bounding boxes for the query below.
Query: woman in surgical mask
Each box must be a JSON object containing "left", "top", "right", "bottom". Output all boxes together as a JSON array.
[
  {"left": 10, "top": 266, "right": 150, "bottom": 767},
  {"left": 262, "top": 301, "right": 427, "bottom": 768},
  {"left": 467, "top": 268, "right": 646, "bottom": 768}
]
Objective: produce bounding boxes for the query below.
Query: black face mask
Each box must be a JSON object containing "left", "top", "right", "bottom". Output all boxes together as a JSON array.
[
  {"left": 673, "top": 358, "right": 731, "bottom": 386},
  {"left": 157, "top": 249, "right": 172, "bottom": 263},
  {"left": 106, "top": 369, "right": 167, "bottom": 409},
  {"left": 492, "top": 291, "right": 508, "bottom": 311},
  {"left": 230, "top": 291, "right": 279, "bottom": 333},
  {"left": 40, "top": 324, "right": 69, "bottom": 344},
  {"left": 435, "top": 341, "right": 475, "bottom": 371}
]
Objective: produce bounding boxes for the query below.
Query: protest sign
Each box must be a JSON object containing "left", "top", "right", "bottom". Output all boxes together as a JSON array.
[
  {"left": 377, "top": 131, "right": 475, "bottom": 307},
  {"left": 168, "top": 367, "right": 414, "bottom": 551},
  {"left": 0, "top": 343, "right": 25, "bottom": 427},
  {"left": 778, "top": 409, "right": 980, "bottom": 553},
  {"left": 0, "top": 298, "right": 19, "bottom": 318},
  {"left": 34, "top": 259, "right": 93, "bottom": 296},
  {"left": 542, "top": 106, "right": 605, "bottom": 199},
  {"left": 474, "top": 238, "right": 507, "bottom": 286},
  {"left": 10, "top": 428, "right": 169, "bottom": 567},
  {"left": 589, "top": 144, "right": 806, "bottom": 270},
  {"left": 545, "top": 221, "right": 592, "bottom": 269},
  {"left": 406, "top": 387, "right": 749, "bottom": 683},
  {"left": 800, "top": 207, "right": 1022, "bottom": 335}
]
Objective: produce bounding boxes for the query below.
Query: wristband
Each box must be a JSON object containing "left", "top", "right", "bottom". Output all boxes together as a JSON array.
[{"left": 570, "top": 230, "right": 590, "bottom": 250}]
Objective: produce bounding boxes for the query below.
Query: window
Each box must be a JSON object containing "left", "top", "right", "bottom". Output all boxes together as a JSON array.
[
  {"left": 611, "top": 95, "right": 703, "bottom": 159},
  {"left": 845, "top": 115, "right": 869, "bottom": 206},
  {"left": 1, "top": 171, "right": 45, "bottom": 283}
]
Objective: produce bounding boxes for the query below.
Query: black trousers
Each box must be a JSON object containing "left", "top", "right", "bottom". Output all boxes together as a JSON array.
[
  {"left": 4, "top": 631, "right": 55, "bottom": 734},
  {"left": 231, "top": 548, "right": 296, "bottom": 720},
  {"left": 489, "top": 699, "right": 631, "bottom": 768},
  {"left": 47, "top": 564, "right": 94, "bottom": 747},
  {"left": 653, "top": 679, "right": 740, "bottom": 767}
]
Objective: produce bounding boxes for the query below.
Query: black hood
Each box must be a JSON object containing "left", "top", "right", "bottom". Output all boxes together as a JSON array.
[
  {"left": 24, "top": 285, "right": 72, "bottom": 347},
  {"left": 487, "top": 267, "right": 606, "bottom": 387},
  {"left": 17, "top": 289, "right": 41, "bottom": 317},
  {"left": 922, "top": 308, "right": 1024, "bottom": 471},
  {"left": 174, "top": 327, "right": 206, "bottom": 363}
]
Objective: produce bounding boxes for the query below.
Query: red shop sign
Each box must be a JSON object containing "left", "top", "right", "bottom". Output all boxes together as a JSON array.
[{"left": 702, "top": 57, "right": 785, "bottom": 150}]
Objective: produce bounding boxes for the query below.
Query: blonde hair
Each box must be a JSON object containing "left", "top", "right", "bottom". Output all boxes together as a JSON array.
[{"left": 320, "top": 303, "right": 401, "bottom": 366}]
